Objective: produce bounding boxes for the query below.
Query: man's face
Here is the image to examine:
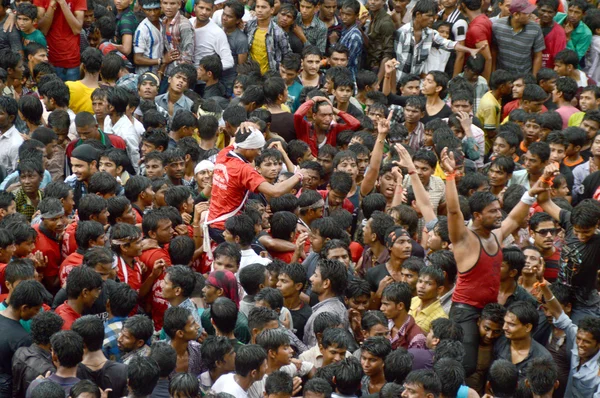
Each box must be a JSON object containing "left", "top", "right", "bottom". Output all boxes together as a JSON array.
[
  {"left": 336, "top": 157, "right": 358, "bottom": 181},
  {"left": 143, "top": 7, "right": 161, "bottom": 23},
  {"left": 117, "top": 328, "right": 140, "bottom": 353},
  {"left": 257, "top": 157, "right": 283, "bottom": 181},
  {"left": 277, "top": 10, "right": 294, "bottom": 28},
  {"left": 421, "top": 74, "right": 438, "bottom": 96},
  {"left": 299, "top": 0, "right": 316, "bottom": 20},
  {"left": 139, "top": 81, "right": 159, "bottom": 100},
  {"left": 14, "top": 238, "right": 35, "bottom": 258},
  {"left": 538, "top": 4, "right": 556, "bottom": 25},
  {"left": 347, "top": 294, "right": 369, "bottom": 314},
  {"left": 477, "top": 201, "right": 503, "bottom": 230},
  {"left": 44, "top": 214, "right": 67, "bottom": 236},
  {"left": 531, "top": 220, "right": 558, "bottom": 251},
  {"left": 118, "top": 205, "right": 137, "bottom": 225},
  {"left": 523, "top": 120, "right": 541, "bottom": 142},
  {"left": 400, "top": 268, "right": 418, "bottom": 293},
  {"left": 413, "top": 160, "right": 433, "bottom": 185},
  {"left": 361, "top": 350, "right": 384, "bottom": 377},
  {"left": 380, "top": 297, "right": 400, "bottom": 319},
  {"left": 523, "top": 100, "right": 544, "bottom": 114},
  {"left": 195, "top": 0, "right": 213, "bottom": 22},
  {"left": 83, "top": 9, "right": 95, "bottom": 28},
  {"left": 77, "top": 124, "right": 99, "bottom": 141},
  {"left": 213, "top": 254, "right": 239, "bottom": 274},
  {"left": 20, "top": 171, "right": 41, "bottom": 194},
  {"left": 310, "top": 267, "right": 326, "bottom": 294},
  {"left": 153, "top": 219, "right": 174, "bottom": 244},
  {"left": 368, "top": 0, "right": 385, "bottom": 12},
  {"left": 222, "top": 5, "right": 240, "bottom": 29},
  {"left": 340, "top": 7, "right": 357, "bottom": 27},
  {"left": 182, "top": 316, "right": 200, "bottom": 341},
  {"left": 492, "top": 137, "right": 513, "bottom": 157},
  {"left": 317, "top": 154, "right": 333, "bottom": 174},
  {"left": 403, "top": 105, "right": 423, "bottom": 124},
  {"left": 161, "top": 273, "right": 177, "bottom": 301},
  {"left": 378, "top": 171, "right": 397, "bottom": 199},
  {"left": 99, "top": 157, "right": 122, "bottom": 178},
  {"left": 29, "top": 50, "right": 48, "bottom": 68},
  {"left": 401, "top": 382, "right": 428, "bottom": 398},
  {"left": 581, "top": 119, "right": 600, "bottom": 142},
  {"left": 572, "top": 224, "right": 597, "bottom": 243},
  {"left": 401, "top": 80, "right": 421, "bottom": 96},
  {"left": 302, "top": 55, "right": 321, "bottom": 77},
  {"left": 326, "top": 247, "right": 350, "bottom": 268},
  {"left": 273, "top": 344, "right": 294, "bottom": 366},
  {"left": 279, "top": 65, "right": 298, "bottom": 86},
  {"left": 320, "top": 0, "right": 336, "bottom": 19},
  {"left": 321, "top": 343, "right": 346, "bottom": 366},
  {"left": 524, "top": 151, "right": 545, "bottom": 175},
  {"left": 503, "top": 311, "right": 530, "bottom": 341},
  {"left": 277, "top": 272, "right": 299, "bottom": 298},
  {"left": 327, "top": 189, "right": 346, "bottom": 209},
  {"left": 451, "top": 100, "right": 472, "bottom": 114},
  {"left": 254, "top": 0, "right": 272, "bottom": 21},
  {"left": 313, "top": 104, "right": 334, "bottom": 131},
  {"left": 161, "top": 0, "right": 180, "bottom": 18},
  {"left": 145, "top": 159, "right": 164, "bottom": 178},
  {"left": 92, "top": 97, "right": 109, "bottom": 121},
  {"left": 579, "top": 91, "right": 600, "bottom": 112},
  {"left": 330, "top": 51, "right": 349, "bottom": 68},
  {"left": 71, "top": 158, "right": 93, "bottom": 182},
  {"left": 165, "top": 158, "right": 185, "bottom": 180},
  {"left": 416, "top": 274, "right": 439, "bottom": 301},
  {"left": 114, "top": 0, "right": 132, "bottom": 11},
  {"left": 488, "top": 164, "right": 510, "bottom": 188},
  {"left": 567, "top": 5, "right": 584, "bottom": 25},
  {"left": 576, "top": 329, "right": 600, "bottom": 361},
  {"left": 478, "top": 319, "right": 503, "bottom": 346},
  {"left": 553, "top": 61, "right": 569, "bottom": 77},
  {"left": 549, "top": 143, "right": 566, "bottom": 163},
  {"left": 416, "top": 11, "right": 435, "bottom": 28},
  {"left": 169, "top": 73, "right": 187, "bottom": 94},
  {"left": 512, "top": 78, "right": 525, "bottom": 99}
]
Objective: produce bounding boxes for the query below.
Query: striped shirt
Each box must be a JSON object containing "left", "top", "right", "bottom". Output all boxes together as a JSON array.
[
  {"left": 133, "top": 18, "right": 165, "bottom": 75},
  {"left": 492, "top": 16, "right": 545, "bottom": 74},
  {"left": 340, "top": 24, "right": 363, "bottom": 78}
]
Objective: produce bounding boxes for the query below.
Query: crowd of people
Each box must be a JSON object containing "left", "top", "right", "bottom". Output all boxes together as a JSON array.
[{"left": 0, "top": 0, "right": 598, "bottom": 396}]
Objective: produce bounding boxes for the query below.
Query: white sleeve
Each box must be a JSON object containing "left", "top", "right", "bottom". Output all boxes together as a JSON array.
[{"left": 216, "top": 30, "right": 235, "bottom": 70}]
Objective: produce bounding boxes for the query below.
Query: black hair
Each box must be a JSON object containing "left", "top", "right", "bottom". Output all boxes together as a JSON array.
[
  {"left": 166, "top": 265, "right": 196, "bottom": 298},
  {"left": 433, "top": 358, "right": 465, "bottom": 398},
  {"left": 344, "top": 278, "right": 371, "bottom": 301},
  {"left": 69, "top": 380, "right": 101, "bottom": 398},
  {"left": 30, "top": 381, "right": 64, "bottom": 398},
  {"left": 123, "top": 314, "right": 154, "bottom": 342},
  {"left": 490, "top": 155, "right": 516, "bottom": 175},
  {"left": 142, "top": 112, "right": 168, "bottom": 132},
  {"left": 168, "top": 373, "right": 199, "bottom": 398},
  {"left": 142, "top": 208, "right": 171, "bottom": 236},
  {"left": 72, "top": 315, "right": 105, "bottom": 351},
  {"left": 381, "top": 282, "right": 412, "bottom": 311},
  {"left": 548, "top": 281, "right": 571, "bottom": 306},
  {"left": 163, "top": 306, "right": 193, "bottom": 339},
  {"left": 361, "top": 193, "right": 386, "bottom": 220},
  {"left": 404, "top": 370, "right": 442, "bottom": 395},
  {"left": 527, "top": 141, "right": 551, "bottom": 163},
  {"left": 6, "top": 223, "right": 36, "bottom": 246},
  {"left": 211, "top": 297, "right": 238, "bottom": 335},
  {"left": 39, "top": 80, "right": 70, "bottom": 108},
  {"left": 247, "top": 306, "right": 279, "bottom": 333},
  {"left": 124, "top": 175, "right": 152, "bottom": 203},
  {"left": 314, "top": 312, "right": 342, "bottom": 335},
  {"left": 198, "top": 115, "right": 219, "bottom": 140},
  {"left": 506, "top": 301, "right": 539, "bottom": 331},
  {"left": 30, "top": 311, "right": 64, "bottom": 345},
  {"left": 362, "top": 336, "right": 392, "bottom": 360},
  {"left": 488, "top": 359, "right": 518, "bottom": 398},
  {"left": 563, "top": 126, "right": 588, "bottom": 148},
  {"left": 213, "top": 241, "right": 242, "bottom": 265},
  {"left": 433, "top": 340, "right": 465, "bottom": 364},
  {"left": 457, "top": 172, "right": 489, "bottom": 197},
  {"left": 526, "top": 357, "right": 558, "bottom": 395},
  {"left": 106, "top": 281, "right": 138, "bottom": 317},
  {"left": 287, "top": 140, "right": 311, "bottom": 165},
  {"left": 80, "top": 47, "right": 103, "bottom": 74},
  {"left": 164, "top": 186, "right": 192, "bottom": 211},
  {"left": 256, "top": 327, "right": 290, "bottom": 354},
  {"left": 149, "top": 341, "right": 177, "bottom": 378},
  {"left": 255, "top": 287, "right": 284, "bottom": 311},
  {"left": 270, "top": 211, "right": 297, "bottom": 240},
  {"left": 239, "top": 263, "right": 267, "bottom": 296},
  {"left": 356, "top": 70, "right": 378, "bottom": 91},
  {"left": 430, "top": 318, "right": 463, "bottom": 342},
  {"left": 50, "top": 330, "right": 84, "bottom": 367},
  {"left": 17, "top": 158, "right": 44, "bottom": 177},
  {"left": 489, "top": 69, "right": 514, "bottom": 90},
  {"left": 480, "top": 302, "right": 507, "bottom": 325},
  {"left": 222, "top": 105, "right": 247, "bottom": 128},
  {"left": 468, "top": 191, "right": 498, "bottom": 215},
  {"left": 88, "top": 172, "right": 119, "bottom": 196},
  {"left": 78, "top": 194, "right": 108, "bottom": 221},
  {"left": 412, "top": 149, "right": 437, "bottom": 169},
  {"left": 321, "top": 327, "right": 349, "bottom": 350},
  {"left": 240, "top": 85, "right": 265, "bottom": 107},
  {"left": 329, "top": 171, "right": 353, "bottom": 195},
  {"left": 265, "top": 371, "right": 293, "bottom": 396},
  {"left": 570, "top": 200, "right": 600, "bottom": 228},
  {"left": 75, "top": 220, "right": 105, "bottom": 250},
  {"left": 555, "top": 76, "right": 578, "bottom": 102},
  {"left": 368, "top": 210, "right": 395, "bottom": 245},
  {"left": 304, "top": 378, "right": 332, "bottom": 398},
  {"left": 168, "top": 235, "right": 195, "bottom": 266},
  {"left": 280, "top": 262, "right": 307, "bottom": 289},
  {"left": 334, "top": 357, "right": 363, "bottom": 395},
  {"left": 65, "top": 266, "right": 103, "bottom": 299},
  {"left": 100, "top": 53, "right": 124, "bottom": 82},
  {"left": 201, "top": 335, "right": 234, "bottom": 371},
  {"left": 235, "top": 344, "right": 267, "bottom": 377},
  {"left": 317, "top": 259, "right": 348, "bottom": 296},
  {"left": 127, "top": 356, "right": 160, "bottom": 397}
]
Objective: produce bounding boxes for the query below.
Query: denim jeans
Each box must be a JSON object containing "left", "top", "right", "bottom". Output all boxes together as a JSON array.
[{"left": 55, "top": 67, "right": 81, "bottom": 82}]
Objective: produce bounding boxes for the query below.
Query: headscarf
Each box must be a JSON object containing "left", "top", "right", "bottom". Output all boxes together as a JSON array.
[
  {"left": 206, "top": 270, "right": 240, "bottom": 308},
  {"left": 385, "top": 226, "right": 410, "bottom": 249},
  {"left": 233, "top": 127, "right": 265, "bottom": 150}
]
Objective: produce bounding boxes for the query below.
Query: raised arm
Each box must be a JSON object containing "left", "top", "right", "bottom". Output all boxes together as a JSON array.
[
  {"left": 360, "top": 113, "right": 391, "bottom": 196},
  {"left": 440, "top": 148, "right": 469, "bottom": 244},
  {"left": 395, "top": 144, "right": 436, "bottom": 223},
  {"left": 382, "top": 59, "right": 398, "bottom": 96},
  {"left": 56, "top": 0, "right": 83, "bottom": 35},
  {"left": 538, "top": 281, "right": 563, "bottom": 321},
  {"left": 533, "top": 163, "right": 562, "bottom": 222}
]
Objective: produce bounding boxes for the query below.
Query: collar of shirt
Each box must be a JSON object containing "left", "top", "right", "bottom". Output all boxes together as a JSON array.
[
  {"left": 570, "top": 342, "right": 600, "bottom": 371},
  {"left": 0, "top": 125, "right": 19, "bottom": 139},
  {"left": 506, "top": 16, "right": 528, "bottom": 32}
]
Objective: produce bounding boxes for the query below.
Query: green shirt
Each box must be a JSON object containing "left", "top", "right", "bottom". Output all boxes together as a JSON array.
[
  {"left": 20, "top": 30, "right": 47, "bottom": 47},
  {"left": 201, "top": 308, "right": 251, "bottom": 344},
  {"left": 554, "top": 13, "right": 592, "bottom": 61}
]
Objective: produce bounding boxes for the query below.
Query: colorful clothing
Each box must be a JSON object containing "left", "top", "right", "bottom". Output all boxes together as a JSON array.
[
  {"left": 296, "top": 14, "right": 327, "bottom": 53},
  {"left": 103, "top": 316, "right": 126, "bottom": 362},
  {"left": 339, "top": 24, "right": 363, "bottom": 78},
  {"left": 14, "top": 188, "right": 43, "bottom": 222},
  {"left": 245, "top": 19, "right": 291, "bottom": 72},
  {"left": 163, "top": 11, "right": 195, "bottom": 75}
]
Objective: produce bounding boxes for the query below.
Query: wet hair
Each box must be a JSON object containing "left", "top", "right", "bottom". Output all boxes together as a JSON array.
[
  {"left": 65, "top": 266, "right": 103, "bottom": 300},
  {"left": 303, "top": 378, "right": 332, "bottom": 398},
  {"left": 404, "top": 370, "right": 442, "bottom": 396},
  {"left": 526, "top": 357, "right": 559, "bottom": 395},
  {"left": 362, "top": 193, "right": 387, "bottom": 220},
  {"left": 506, "top": 301, "right": 539, "bottom": 331},
  {"left": 123, "top": 314, "right": 154, "bottom": 342},
  {"left": 316, "top": 259, "right": 348, "bottom": 295},
  {"left": 502, "top": 246, "right": 526, "bottom": 277},
  {"left": 280, "top": 262, "right": 307, "bottom": 290},
  {"left": 239, "top": 263, "right": 267, "bottom": 296},
  {"left": 211, "top": 297, "right": 238, "bottom": 335},
  {"left": 345, "top": 278, "right": 371, "bottom": 300},
  {"left": 88, "top": 172, "right": 119, "bottom": 196},
  {"left": 201, "top": 335, "right": 234, "bottom": 371},
  {"left": 333, "top": 357, "right": 363, "bottom": 395},
  {"left": 247, "top": 306, "right": 279, "bottom": 333},
  {"left": 314, "top": 312, "right": 342, "bottom": 335},
  {"left": 433, "top": 340, "right": 465, "bottom": 364},
  {"left": 430, "top": 318, "right": 463, "bottom": 342},
  {"left": 50, "top": 330, "right": 84, "bottom": 368},
  {"left": 555, "top": 76, "right": 578, "bottom": 102},
  {"left": 361, "top": 310, "right": 387, "bottom": 332},
  {"left": 149, "top": 341, "right": 177, "bottom": 378},
  {"left": 127, "top": 356, "right": 160, "bottom": 397},
  {"left": 270, "top": 211, "right": 297, "bottom": 240},
  {"left": 235, "top": 344, "right": 267, "bottom": 377},
  {"left": 381, "top": 282, "right": 412, "bottom": 311},
  {"left": 163, "top": 306, "right": 193, "bottom": 339},
  {"left": 480, "top": 303, "right": 507, "bottom": 325},
  {"left": 69, "top": 380, "right": 101, "bottom": 398},
  {"left": 255, "top": 287, "right": 284, "bottom": 311}
]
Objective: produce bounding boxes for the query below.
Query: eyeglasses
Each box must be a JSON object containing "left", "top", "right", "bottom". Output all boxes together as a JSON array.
[{"left": 535, "top": 228, "right": 559, "bottom": 236}]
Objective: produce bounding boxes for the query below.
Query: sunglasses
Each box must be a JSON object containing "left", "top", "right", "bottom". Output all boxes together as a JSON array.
[{"left": 535, "top": 228, "right": 559, "bottom": 236}]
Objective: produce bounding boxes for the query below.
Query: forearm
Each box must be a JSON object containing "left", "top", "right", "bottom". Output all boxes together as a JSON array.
[
  {"left": 532, "top": 52, "right": 542, "bottom": 75},
  {"left": 259, "top": 235, "right": 297, "bottom": 252},
  {"left": 133, "top": 53, "right": 162, "bottom": 66},
  {"left": 37, "top": 9, "right": 55, "bottom": 35},
  {"left": 453, "top": 51, "right": 465, "bottom": 77},
  {"left": 59, "top": 5, "right": 82, "bottom": 35},
  {"left": 360, "top": 133, "right": 386, "bottom": 196},
  {"left": 390, "top": 182, "right": 404, "bottom": 208},
  {"left": 539, "top": 283, "right": 563, "bottom": 320},
  {"left": 410, "top": 172, "right": 436, "bottom": 222},
  {"left": 382, "top": 70, "right": 395, "bottom": 95},
  {"left": 139, "top": 275, "right": 159, "bottom": 298},
  {"left": 114, "top": 35, "right": 132, "bottom": 55}
]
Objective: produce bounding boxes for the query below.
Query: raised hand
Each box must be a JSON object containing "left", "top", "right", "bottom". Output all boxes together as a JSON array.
[
  {"left": 377, "top": 111, "right": 393, "bottom": 135},
  {"left": 384, "top": 59, "right": 399, "bottom": 75},
  {"left": 440, "top": 147, "right": 456, "bottom": 174},
  {"left": 394, "top": 143, "right": 415, "bottom": 171}
]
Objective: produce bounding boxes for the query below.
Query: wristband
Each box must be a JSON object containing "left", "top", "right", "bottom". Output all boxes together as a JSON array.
[
  {"left": 408, "top": 170, "right": 417, "bottom": 176},
  {"left": 446, "top": 172, "right": 456, "bottom": 181},
  {"left": 521, "top": 191, "right": 536, "bottom": 206}
]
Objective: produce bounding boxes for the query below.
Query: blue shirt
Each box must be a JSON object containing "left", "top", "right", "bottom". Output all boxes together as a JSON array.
[{"left": 0, "top": 170, "right": 52, "bottom": 190}]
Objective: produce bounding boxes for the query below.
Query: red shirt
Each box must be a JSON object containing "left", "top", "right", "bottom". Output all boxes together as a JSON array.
[
  {"left": 61, "top": 221, "right": 78, "bottom": 259},
  {"left": 542, "top": 22, "right": 567, "bottom": 70},
  {"left": 207, "top": 146, "right": 267, "bottom": 230},
  {"left": 33, "top": 0, "right": 87, "bottom": 68},
  {"left": 58, "top": 252, "right": 84, "bottom": 287},
  {"left": 502, "top": 100, "right": 548, "bottom": 120},
  {"left": 115, "top": 256, "right": 143, "bottom": 292},
  {"left": 0, "top": 263, "right": 6, "bottom": 295},
  {"left": 55, "top": 301, "right": 81, "bottom": 330},
  {"left": 132, "top": 206, "right": 144, "bottom": 225},
  {"left": 33, "top": 224, "right": 63, "bottom": 277},
  {"left": 66, "top": 134, "right": 127, "bottom": 161},
  {"left": 140, "top": 247, "right": 171, "bottom": 331},
  {"left": 294, "top": 100, "right": 361, "bottom": 157},
  {"left": 465, "top": 14, "right": 492, "bottom": 49},
  {"left": 317, "top": 190, "right": 355, "bottom": 214},
  {"left": 270, "top": 251, "right": 295, "bottom": 263}
]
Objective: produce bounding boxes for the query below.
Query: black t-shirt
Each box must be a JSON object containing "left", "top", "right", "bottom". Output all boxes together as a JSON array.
[
  {"left": 77, "top": 361, "right": 128, "bottom": 398},
  {"left": 366, "top": 263, "right": 393, "bottom": 293},
  {"left": 290, "top": 302, "right": 312, "bottom": 343},
  {"left": 203, "top": 82, "right": 228, "bottom": 99},
  {"left": 0, "top": 313, "right": 32, "bottom": 395},
  {"left": 422, "top": 104, "right": 453, "bottom": 125},
  {"left": 270, "top": 113, "right": 296, "bottom": 142},
  {"left": 289, "top": 31, "right": 303, "bottom": 54},
  {"left": 558, "top": 209, "right": 600, "bottom": 305}
]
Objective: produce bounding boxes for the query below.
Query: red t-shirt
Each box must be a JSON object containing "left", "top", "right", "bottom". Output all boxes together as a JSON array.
[
  {"left": 502, "top": 100, "right": 548, "bottom": 120},
  {"left": 465, "top": 14, "right": 492, "bottom": 49},
  {"left": 61, "top": 221, "right": 78, "bottom": 259},
  {"left": 140, "top": 247, "right": 171, "bottom": 331},
  {"left": 33, "top": 0, "right": 87, "bottom": 68},
  {"left": 0, "top": 263, "right": 6, "bottom": 295},
  {"left": 33, "top": 224, "right": 63, "bottom": 277},
  {"left": 207, "top": 146, "right": 266, "bottom": 230},
  {"left": 58, "top": 252, "right": 84, "bottom": 288},
  {"left": 115, "top": 256, "right": 143, "bottom": 292},
  {"left": 55, "top": 301, "right": 81, "bottom": 330},
  {"left": 317, "top": 190, "right": 355, "bottom": 214},
  {"left": 270, "top": 251, "right": 295, "bottom": 263}
]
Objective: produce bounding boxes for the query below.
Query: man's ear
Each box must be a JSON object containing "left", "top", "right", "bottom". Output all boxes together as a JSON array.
[
  {"left": 135, "top": 339, "right": 145, "bottom": 349},
  {"left": 184, "top": 154, "right": 191, "bottom": 163},
  {"left": 116, "top": 165, "right": 124, "bottom": 175}
]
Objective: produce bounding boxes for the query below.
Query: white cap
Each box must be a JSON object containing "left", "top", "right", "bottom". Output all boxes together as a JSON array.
[{"left": 195, "top": 160, "right": 215, "bottom": 175}]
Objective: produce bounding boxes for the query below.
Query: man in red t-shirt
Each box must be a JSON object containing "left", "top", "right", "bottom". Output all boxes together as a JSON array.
[
  {"left": 0, "top": 229, "right": 16, "bottom": 296},
  {"left": 33, "top": 0, "right": 87, "bottom": 80},
  {"left": 55, "top": 266, "right": 103, "bottom": 329},
  {"left": 58, "top": 220, "right": 106, "bottom": 287},
  {"left": 206, "top": 124, "right": 307, "bottom": 244},
  {"left": 33, "top": 198, "right": 68, "bottom": 294},
  {"left": 460, "top": 0, "right": 493, "bottom": 81},
  {"left": 62, "top": 194, "right": 110, "bottom": 258}
]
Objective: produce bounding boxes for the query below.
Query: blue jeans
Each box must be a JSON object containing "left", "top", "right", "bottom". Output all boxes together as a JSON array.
[{"left": 55, "top": 67, "right": 81, "bottom": 82}]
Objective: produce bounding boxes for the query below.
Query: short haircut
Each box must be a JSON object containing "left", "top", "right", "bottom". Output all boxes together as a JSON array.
[
  {"left": 321, "top": 328, "right": 349, "bottom": 349},
  {"left": 65, "top": 266, "right": 103, "bottom": 300},
  {"left": 382, "top": 282, "right": 412, "bottom": 311},
  {"left": 304, "top": 378, "right": 332, "bottom": 398},
  {"left": 211, "top": 297, "right": 238, "bottom": 335},
  {"left": 149, "top": 341, "right": 177, "bottom": 378},
  {"left": 270, "top": 211, "right": 297, "bottom": 240},
  {"left": 280, "top": 262, "right": 307, "bottom": 290},
  {"left": 526, "top": 357, "right": 558, "bottom": 395},
  {"left": 247, "top": 306, "right": 279, "bottom": 332},
  {"left": 201, "top": 335, "right": 234, "bottom": 371},
  {"left": 316, "top": 259, "right": 348, "bottom": 296},
  {"left": 506, "top": 301, "right": 539, "bottom": 331},
  {"left": 480, "top": 303, "right": 507, "bottom": 325},
  {"left": 430, "top": 318, "right": 464, "bottom": 342},
  {"left": 31, "top": 380, "right": 67, "bottom": 398},
  {"left": 255, "top": 287, "right": 284, "bottom": 311},
  {"left": 488, "top": 359, "right": 518, "bottom": 397},
  {"left": 235, "top": 344, "right": 267, "bottom": 377},
  {"left": 361, "top": 336, "right": 392, "bottom": 359},
  {"left": 213, "top": 241, "right": 242, "bottom": 265},
  {"left": 72, "top": 315, "right": 106, "bottom": 351},
  {"left": 314, "top": 312, "right": 342, "bottom": 335},
  {"left": 433, "top": 339, "right": 465, "bottom": 363},
  {"left": 123, "top": 314, "right": 154, "bottom": 342},
  {"left": 265, "top": 371, "right": 293, "bottom": 396},
  {"left": 30, "top": 311, "right": 64, "bottom": 345},
  {"left": 502, "top": 246, "right": 526, "bottom": 277},
  {"left": 344, "top": 278, "right": 371, "bottom": 300},
  {"left": 333, "top": 357, "right": 363, "bottom": 395},
  {"left": 404, "top": 370, "right": 442, "bottom": 396},
  {"left": 75, "top": 220, "right": 105, "bottom": 250},
  {"left": 127, "top": 356, "right": 160, "bottom": 397},
  {"left": 256, "top": 328, "right": 290, "bottom": 354},
  {"left": 50, "top": 330, "right": 84, "bottom": 368},
  {"left": 239, "top": 263, "right": 267, "bottom": 296},
  {"left": 106, "top": 281, "right": 138, "bottom": 317},
  {"left": 555, "top": 76, "right": 578, "bottom": 101},
  {"left": 166, "top": 265, "right": 196, "bottom": 297}
]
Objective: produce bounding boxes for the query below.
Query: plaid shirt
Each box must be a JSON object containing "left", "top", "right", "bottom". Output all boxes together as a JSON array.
[
  {"left": 163, "top": 11, "right": 195, "bottom": 75},
  {"left": 458, "top": 73, "right": 489, "bottom": 114},
  {"left": 340, "top": 24, "right": 363, "bottom": 78},
  {"left": 116, "top": 73, "right": 139, "bottom": 94},
  {"left": 245, "top": 19, "right": 291, "bottom": 72},
  {"left": 296, "top": 15, "right": 327, "bottom": 53},
  {"left": 394, "top": 22, "right": 457, "bottom": 81},
  {"left": 102, "top": 316, "right": 126, "bottom": 362},
  {"left": 15, "top": 188, "right": 43, "bottom": 222}
]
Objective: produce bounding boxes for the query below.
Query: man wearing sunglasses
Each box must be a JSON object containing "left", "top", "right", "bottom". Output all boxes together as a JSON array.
[{"left": 528, "top": 212, "right": 562, "bottom": 283}]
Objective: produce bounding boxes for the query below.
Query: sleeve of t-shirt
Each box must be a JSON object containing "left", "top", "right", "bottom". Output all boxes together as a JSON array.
[
  {"left": 469, "top": 23, "right": 488, "bottom": 44},
  {"left": 558, "top": 209, "right": 571, "bottom": 232},
  {"left": 133, "top": 26, "right": 147, "bottom": 54},
  {"left": 452, "top": 19, "right": 468, "bottom": 42},
  {"left": 33, "top": 0, "right": 49, "bottom": 9},
  {"left": 533, "top": 27, "right": 546, "bottom": 53},
  {"left": 119, "top": 14, "right": 136, "bottom": 36},
  {"left": 236, "top": 34, "right": 249, "bottom": 54},
  {"left": 72, "top": 0, "right": 87, "bottom": 12},
  {"left": 240, "top": 164, "right": 266, "bottom": 193}
]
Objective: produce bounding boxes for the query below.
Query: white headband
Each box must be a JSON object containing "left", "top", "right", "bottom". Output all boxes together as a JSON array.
[{"left": 233, "top": 127, "right": 266, "bottom": 150}]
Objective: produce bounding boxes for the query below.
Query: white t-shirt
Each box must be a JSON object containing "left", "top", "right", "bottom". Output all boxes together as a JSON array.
[{"left": 212, "top": 373, "right": 248, "bottom": 398}]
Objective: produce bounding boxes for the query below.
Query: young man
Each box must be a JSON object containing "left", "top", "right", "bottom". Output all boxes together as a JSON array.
[
  {"left": 224, "top": 214, "right": 271, "bottom": 271},
  {"left": 569, "top": 86, "right": 600, "bottom": 128},
  {"left": 299, "top": 46, "right": 322, "bottom": 88},
  {"left": 244, "top": 0, "right": 291, "bottom": 74},
  {"left": 0, "top": 97, "right": 23, "bottom": 174},
  {"left": 381, "top": 282, "right": 426, "bottom": 350},
  {"left": 357, "top": 211, "right": 395, "bottom": 278},
  {"left": 0, "top": 280, "right": 45, "bottom": 396},
  {"left": 62, "top": 194, "right": 109, "bottom": 258},
  {"left": 58, "top": 221, "right": 106, "bottom": 287},
  {"left": 161, "top": 265, "right": 203, "bottom": 331},
  {"left": 133, "top": 0, "right": 166, "bottom": 75},
  {"left": 339, "top": 0, "right": 362, "bottom": 79},
  {"left": 104, "top": 87, "right": 140, "bottom": 174},
  {"left": 14, "top": 159, "right": 44, "bottom": 223},
  {"left": 199, "top": 336, "right": 236, "bottom": 395},
  {"left": 163, "top": 306, "right": 202, "bottom": 375},
  {"left": 117, "top": 315, "right": 154, "bottom": 364},
  {"left": 24, "top": 330, "right": 84, "bottom": 398},
  {"left": 297, "top": 0, "right": 327, "bottom": 53},
  {"left": 277, "top": 263, "right": 312, "bottom": 343},
  {"left": 199, "top": 54, "right": 227, "bottom": 99},
  {"left": 301, "top": 327, "right": 348, "bottom": 368},
  {"left": 552, "top": 76, "right": 580, "bottom": 128},
  {"left": 421, "top": 72, "right": 453, "bottom": 124},
  {"left": 55, "top": 266, "right": 103, "bottom": 330},
  {"left": 221, "top": 0, "right": 249, "bottom": 90},
  {"left": 538, "top": 0, "right": 567, "bottom": 70},
  {"left": 211, "top": 344, "right": 268, "bottom": 397},
  {"left": 65, "top": 48, "right": 101, "bottom": 114},
  {"left": 509, "top": 141, "right": 551, "bottom": 189},
  {"left": 294, "top": 96, "right": 361, "bottom": 157},
  {"left": 102, "top": 281, "right": 139, "bottom": 362},
  {"left": 360, "top": 337, "right": 391, "bottom": 395},
  {"left": 496, "top": 247, "right": 539, "bottom": 308},
  {"left": 279, "top": 54, "right": 303, "bottom": 113},
  {"left": 553, "top": 0, "right": 592, "bottom": 62},
  {"left": 365, "top": 0, "right": 394, "bottom": 82},
  {"left": 304, "top": 259, "right": 349, "bottom": 347},
  {"left": 554, "top": 49, "right": 595, "bottom": 89},
  {"left": 408, "top": 267, "right": 447, "bottom": 334},
  {"left": 124, "top": 176, "right": 154, "bottom": 224},
  {"left": 493, "top": 301, "right": 552, "bottom": 379},
  {"left": 476, "top": 70, "right": 514, "bottom": 151}
]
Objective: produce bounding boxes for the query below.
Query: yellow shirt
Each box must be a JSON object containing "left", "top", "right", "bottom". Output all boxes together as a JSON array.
[
  {"left": 568, "top": 111, "right": 585, "bottom": 127},
  {"left": 409, "top": 296, "right": 448, "bottom": 334},
  {"left": 65, "top": 80, "right": 95, "bottom": 114},
  {"left": 250, "top": 28, "right": 269, "bottom": 74},
  {"left": 434, "top": 163, "right": 447, "bottom": 181}
]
